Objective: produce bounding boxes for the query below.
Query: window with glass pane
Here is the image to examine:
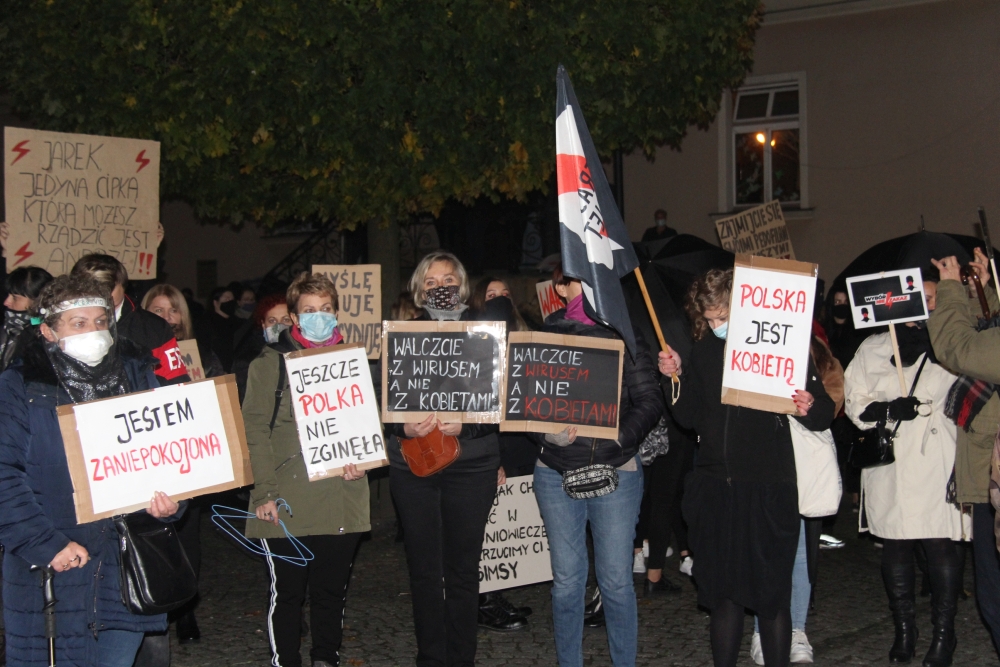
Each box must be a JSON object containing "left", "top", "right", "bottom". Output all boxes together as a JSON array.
[
  {"left": 771, "top": 129, "right": 800, "bottom": 203},
  {"left": 735, "top": 132, "right": 765, "bottom": 205}
]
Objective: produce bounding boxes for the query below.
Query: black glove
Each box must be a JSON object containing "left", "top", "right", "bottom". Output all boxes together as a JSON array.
[{"left": 887, "top": 396, "right": 921, "bottom": 422}]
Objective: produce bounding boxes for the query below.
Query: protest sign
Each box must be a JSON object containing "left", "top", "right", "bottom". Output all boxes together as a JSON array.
[
  {"left": 312, "top": 264, "right": 382, "bottom": 358},
  {"left": 57, "top": 376, "right": 251, "bottom": 523},
  {"left": 480, "top": 475, "right": 552, "bottom": 593},
  {"left": 535, "top": 280, "right": 564, "bottom": 320},
  {"left": 382, "top": 320, "right": 506, "bottom": 424},
  {"left": 501, "top": 331, "right": 623, "bottom": 439},
  {"left": 177, "top": 339, "right": 205, "bottom": 381},
  {"left": 715, "top": 201, "right": 795, "bottom": 259},
  {"left": 721, "top": 254, "right": 818, "bottom": 414},
  {"left": 846, "top": 268, "right": 928, "bottom": 329},
  {"left": 283, "top": 343, "right": 387, "bottom": 480},
  {"left": 4, "top": 127, "right": 160, "bottom": 277}
]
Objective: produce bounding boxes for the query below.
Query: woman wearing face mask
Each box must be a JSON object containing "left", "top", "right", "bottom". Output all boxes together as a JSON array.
[
  {"left": 657, "top": 268, "right": 834, "bottom": 667},
  {"left": 469, "top": 277, "right": 530, "bottom": 332},
  {"left": 232, "top": 294, "right": 293, "bottom": 403},
  {"left": 207, "top": 286, "right": 240, "bottom": 372},
  {"left": 242, "top": 271, "right": 369, "bottom": 667},
  {"left": 0, "top": 274, "right": 183, "bottom": 667},
  {"left": 383, "top": 251, "right": 505, "bottom": 666},
  {"left": 0, "top": 266, "right": 53, "bottom": 372},
  {"left": 142, "top": 284, "right": 225, "bottom": 379}
]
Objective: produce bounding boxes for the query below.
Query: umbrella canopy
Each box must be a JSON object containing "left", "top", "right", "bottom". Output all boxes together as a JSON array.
[
  {"left": 832, "top": 231, "right": 994, "bottom": 292},
  {"left": 625, "top": 234, "right": 734, "bottom": 361}
]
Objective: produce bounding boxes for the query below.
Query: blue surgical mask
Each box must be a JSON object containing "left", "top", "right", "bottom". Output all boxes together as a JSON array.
[
  {"left": 712, "top": 322, "right": 728, "bottom": 340},
  {"left": 297, "top": 311, "right": 338, "bottom": 343}
]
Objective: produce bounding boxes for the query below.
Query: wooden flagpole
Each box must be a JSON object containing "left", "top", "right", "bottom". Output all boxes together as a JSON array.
[
  {"left": 887, "top": 322, "right": 907, "bottom": 395},
  {"left": 633, "top": 267, "right": 680, "bottom": 403}
]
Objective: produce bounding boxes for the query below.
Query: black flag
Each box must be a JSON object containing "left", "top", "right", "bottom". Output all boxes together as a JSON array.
[{"left": 555, "top": 65, "right": 640, "bottom": 354}]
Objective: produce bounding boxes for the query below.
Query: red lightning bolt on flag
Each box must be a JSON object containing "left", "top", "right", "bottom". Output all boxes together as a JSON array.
[
  {"left": 135, "top": 149, "right": 150, "bottom": 172},
  {"left": 10, "top": 140, "right": 29, "bottom": 165},
  {"left": 13, "top": 243, "right": 33, "bottom": 266}
]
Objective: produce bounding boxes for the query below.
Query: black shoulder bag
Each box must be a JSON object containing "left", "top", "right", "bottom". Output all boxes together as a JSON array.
[
  {"left": 847, "top": 355, "right": 928, "bottom": 469},
  {"left": 115, "top": 512, "right": 197, "bottom": 615}
]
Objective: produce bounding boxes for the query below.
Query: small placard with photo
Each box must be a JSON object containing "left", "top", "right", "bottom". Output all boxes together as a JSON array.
[{"left": 845, "top": 268, "right": 928, "bottom": 329}]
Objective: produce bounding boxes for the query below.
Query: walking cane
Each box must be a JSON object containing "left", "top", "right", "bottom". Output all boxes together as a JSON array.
[{"left": 30, "top": 565, "right": 57, "bottom": 667}]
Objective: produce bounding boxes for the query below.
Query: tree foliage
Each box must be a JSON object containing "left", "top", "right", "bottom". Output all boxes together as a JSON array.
[{"left": 0, "top": 0, "right": 761, "bottom": 228}]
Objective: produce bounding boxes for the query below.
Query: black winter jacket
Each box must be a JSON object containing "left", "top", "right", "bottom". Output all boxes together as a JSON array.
[
  {"left": 117, "top": 295, "right": 190, "bottom": 385},
  {"left": 668, "top": 334, "right": 835, "bottom": 485},
  {"left": 535, "top": 311, "right": 665, "bottom": 472}
]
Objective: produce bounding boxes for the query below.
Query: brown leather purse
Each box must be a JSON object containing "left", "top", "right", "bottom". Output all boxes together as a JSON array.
[{"left": 400, "top": 428, "right": 461, "bottom": 476}]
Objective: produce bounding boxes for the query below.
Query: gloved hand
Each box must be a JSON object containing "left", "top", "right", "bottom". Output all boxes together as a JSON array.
[{"left": 887, "top": 396, "right": 921, "bottom": 421}]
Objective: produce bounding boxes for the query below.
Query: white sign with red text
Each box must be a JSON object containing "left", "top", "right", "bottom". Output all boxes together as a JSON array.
[
  {"left": 71, "top": 380, "right": 236, "bottom": 515},
  {"left": 721, "top": 255, "right": 817, "bottom": 414},
  {"left": 283, "top": 343, "right": 387, "bottom": 480}
]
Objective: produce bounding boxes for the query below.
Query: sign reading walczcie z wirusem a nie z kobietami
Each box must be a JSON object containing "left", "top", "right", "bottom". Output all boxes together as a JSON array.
[
  {"left": 479, "top": 475, "right": 552, "bottom": 593},
  {"left": 382, "top": 320, "right": 506, "bottom": 424},
  {"left": 57, "top": 376, "right": 252, "bottom": 523},
  {"left": 501, "top": 331, "right": 623, "bottom": 439},
  {"left": 283, "top": 343, "right": 387, "bottom": 480},
  {"left": 845, "top": 268, "right": 928, "bottom": 329}
]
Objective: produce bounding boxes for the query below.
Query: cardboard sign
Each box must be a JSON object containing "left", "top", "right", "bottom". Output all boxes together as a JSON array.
[
  {"left": 715, "top": 201, "right": 795, "bottom": 259},
  {"left": 721, "top": 255, "right": 818, "bottom": 414},
  {"left": 177, "top": 339, "right": 206, "bottom": 381},
  {"left": 501, "top": 331, "right": 623, "bottom": 439},
  {"left": 535, "top": 280, "right": 564, "bottom": 320},
  {"left": 312, "top": 265, "right": 382, "bottom": 359},
  {"left": 283, "top": 343, "right": 387, "bottom": 480},
  {"left": 57, "top": 376, "right": 252, "bottom": 523},
  {"left": 382, "top": 320, "right": 506, "bottom": 423},
  {"left": 4, "top": 127, "right": 160, "bottom": 277},
  {"left": 846, "top": 268, "right": 928, "bottom": 329},
  {"left": 479, "top": 475, "right": 552, "bottom": 593}
]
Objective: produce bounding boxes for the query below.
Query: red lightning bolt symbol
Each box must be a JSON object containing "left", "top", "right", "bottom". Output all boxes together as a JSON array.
[
  {"left": 135, "top": 149, "right": 150, "bottom": 172},
  {"left": 10, "top": 140, "right": 29, "bottom": 165},
  {"left": 13, "top": 243, "right": 33, "bottom": 266}
]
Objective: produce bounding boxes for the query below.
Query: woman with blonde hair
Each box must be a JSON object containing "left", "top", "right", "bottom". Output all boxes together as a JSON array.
[
  {"left": 142, "top": 283, "right": 224, "bottom": 379},
  {"left": 658, "top": 268, "right": 834, "bottom": 667},
  {"left": 385, "top": 250, "right": 516, "bottom": 665}
]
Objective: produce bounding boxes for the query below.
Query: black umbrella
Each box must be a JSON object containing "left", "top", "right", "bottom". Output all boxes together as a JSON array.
[
  {"left": 624, "top": 234, "right": 734, "bottom": 362},
  {"left": 30, "top": 565, "right": 56, "bottom": 667},
  {"left": 831, "top": 231, "right": 995, "bottom": 292}
]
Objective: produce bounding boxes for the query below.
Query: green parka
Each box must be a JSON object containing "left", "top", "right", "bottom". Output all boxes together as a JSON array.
[
  {"left": 927, "top": 279, "right": 1000, "bottom": 505},
  {"left": 242, "top": 332, "right": 370, "bottom": 539}
]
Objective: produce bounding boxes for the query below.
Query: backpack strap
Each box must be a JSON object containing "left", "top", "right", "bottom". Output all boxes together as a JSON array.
[{"left": 269, "top": 357, "right": 287, "bottom": 434}]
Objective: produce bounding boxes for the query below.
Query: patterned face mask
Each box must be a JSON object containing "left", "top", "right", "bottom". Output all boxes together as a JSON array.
[{"left": 424, "top": 285, "right": 461, "bottom": 310}]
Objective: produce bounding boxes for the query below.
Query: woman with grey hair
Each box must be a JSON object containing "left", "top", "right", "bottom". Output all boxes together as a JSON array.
[{"left": 384, "top": 251, "right": 518, "bottom": 666}]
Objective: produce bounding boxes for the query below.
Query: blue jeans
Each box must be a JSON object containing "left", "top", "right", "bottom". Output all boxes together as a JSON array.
[
  {"left": 534, "top": 459, "right": 644, "bottom": 667},
  {"left": 96, "top": 629, "right": 145, "bottom": 667},
  {"left": 756, "top": 518, "right": 810, "bottom": 633}
]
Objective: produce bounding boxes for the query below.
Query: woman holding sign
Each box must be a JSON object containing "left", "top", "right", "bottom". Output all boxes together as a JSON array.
[
  {"left": 242, "top": 271, "right": 370, "bottom": 667},
  {"left": 0, "top": 274, "right": 183, "bottom": 667},
  {"left": 658, "top": 268, "right": 834, "bottom": 667},
  {"left": 532, "top": 271, "right": 664, "bottom": 667},
  {"left": 385, "top": 251, "right": 509, "bottom": 666}
]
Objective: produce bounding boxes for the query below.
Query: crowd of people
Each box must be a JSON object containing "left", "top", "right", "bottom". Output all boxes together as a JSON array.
[{"left": 0, "top": 240, "right": 998, "bottom": 667}]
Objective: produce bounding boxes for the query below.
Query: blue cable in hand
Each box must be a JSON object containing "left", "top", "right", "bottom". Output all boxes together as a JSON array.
[{"left": 211, "top": 499, "right": 314, "bottom": 566}]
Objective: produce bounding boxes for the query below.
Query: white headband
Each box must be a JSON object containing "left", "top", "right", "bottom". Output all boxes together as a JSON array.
[{"left": 40, "top": 297, "right": 109, "bottom": 316}]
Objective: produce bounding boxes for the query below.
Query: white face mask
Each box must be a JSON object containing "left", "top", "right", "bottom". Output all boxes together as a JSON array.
[{"left": 60, "top": 330, "right": 114, "bottom": 366}]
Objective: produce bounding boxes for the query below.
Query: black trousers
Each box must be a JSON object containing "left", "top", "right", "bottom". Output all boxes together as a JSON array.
[
  {"left": 390, "top": 465, "right": 497, "bottom": 667},
  {"left": 974, "top": 503, "right": 1000, "bottom": 657},
  {"left": 262, "top": 533, "right": 362, "bottom": 667}
]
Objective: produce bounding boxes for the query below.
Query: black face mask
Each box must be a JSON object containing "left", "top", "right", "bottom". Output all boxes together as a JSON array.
[
  {"left": 831, "top": 304, "right": 851, "bottom": 320},
  {"left": 219, "top": 300, "right": 238, "bottom": 317},
  {"left": 893, "top": 324, "right": 936, "bottom": 367},
  {"left": 481, "top": 296, "right": 517, "bottom": 331}
]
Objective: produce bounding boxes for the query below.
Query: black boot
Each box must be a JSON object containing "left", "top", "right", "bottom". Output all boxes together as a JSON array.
[
  {"left": 486, "top": 590, "right": 532, "bottom": 617},
  {"left": 883, "top": 563, "right": 918, "bottom": 663},
  {"left": 478, "top": 593, "right": 528, "bottom": 632},
  {"left": 175, "top": 610, "right": 201, "bottom": 645},
  {"left": 922, "top": 565, "right": 961, "bottom": 667}
]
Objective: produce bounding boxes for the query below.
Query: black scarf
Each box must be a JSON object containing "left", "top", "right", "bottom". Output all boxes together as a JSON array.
[
  {"left": 43, "top": 339, "right": 131, "bottom": 403},
  {"left": 892, "top": 323, "right": 936, "bottom": 367}
]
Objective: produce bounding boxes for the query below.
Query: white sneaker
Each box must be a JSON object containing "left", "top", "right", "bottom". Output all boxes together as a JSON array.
[
  {"left": 632, "top": 551, "right": 646, "bottom": 573},
  {"left": 679, "top": 556, "right": 694, "bottom": 577},
  {"left": 642, "top": 539, "right": 649, "bottom": 558},
  {"left": 790, "top": 629, "right": 814, "bottom": 663},
  {"left": 750, "top": 631, "right": 764, "bottom": 666},
  {"left": 818, "top": 534, "right": 844, "bottom": 550}
]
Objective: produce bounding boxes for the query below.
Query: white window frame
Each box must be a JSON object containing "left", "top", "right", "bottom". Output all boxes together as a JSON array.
[{"left": 717, "top": 72, "right": 809, "bottom": 212}]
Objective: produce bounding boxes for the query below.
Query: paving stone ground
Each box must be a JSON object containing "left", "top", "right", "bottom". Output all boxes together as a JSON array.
[{"left": 171, "top": 482, "right": 999, "bottom": 667}]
